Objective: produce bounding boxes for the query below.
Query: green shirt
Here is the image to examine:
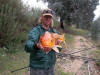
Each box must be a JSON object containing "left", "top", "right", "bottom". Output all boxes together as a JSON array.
[{"left": 25, "top": 24, "right": 57, "bottom": 69}]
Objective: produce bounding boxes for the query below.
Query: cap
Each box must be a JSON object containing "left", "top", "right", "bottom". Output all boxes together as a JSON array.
[{"left": 42, "top": 9, "right": 54, "bottom": 17}]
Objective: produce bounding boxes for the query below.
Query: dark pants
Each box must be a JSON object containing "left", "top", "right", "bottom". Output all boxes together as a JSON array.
[{"left": 30, "top": 66, "right": 55, "bottom": 75}]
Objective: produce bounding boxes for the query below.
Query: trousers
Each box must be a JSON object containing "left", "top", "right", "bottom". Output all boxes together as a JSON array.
[{"left": 30, "top": 66, "right": 55, "bottom": 75}]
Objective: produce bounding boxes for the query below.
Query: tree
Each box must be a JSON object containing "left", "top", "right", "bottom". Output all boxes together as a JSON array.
[
  {"left": 0, "top": 0, "right": 42, "bottom": 47},
  {"left": 40, "top": 0, "right": 99, "bottom": 30},
  {"left": 91, "top": 17, "right": 100, "bottom": 40}
]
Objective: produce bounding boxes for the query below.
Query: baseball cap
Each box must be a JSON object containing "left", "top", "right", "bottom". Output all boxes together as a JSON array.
[{"left": 42, "top": 9, "right": 54, "bottom": 17}]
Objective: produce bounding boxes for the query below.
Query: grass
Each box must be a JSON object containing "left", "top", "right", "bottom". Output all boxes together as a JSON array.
[
  {"left": 0, "top": 28, "right": 30, "bottom": 75},
  {"left": 92, "top": 48, "right": 100, "bottom": 66},
  {"left": 90, "top": 40, "right": 100, "bottom": 67},
  {"left": 65, "top": 33, "right": 74, "bottom": 44},
  {"left": 63, "top": 33, "right": 75, "bottom": 51},
  {"left": 68, "top": 26, "right": 89, "bottom": 36},
  {"left": 60, "top": 70, "right": 74, "bottom": 75},
  {"left": 0, "top": 46, "right": 29, "bottom": 75},
  {"left": 89, "top": 40, "right": 100, "bottom": 67}
]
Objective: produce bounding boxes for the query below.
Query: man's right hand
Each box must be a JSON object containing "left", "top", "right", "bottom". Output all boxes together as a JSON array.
[
  {"left": 37, "top": 42, "right": 44, "bottom": 50},
  {"left": 37, "top": 41, "right": 52, "bottom": 53},
  {"left": 37, "top": 36, "right": 52, "bottom": 53}
]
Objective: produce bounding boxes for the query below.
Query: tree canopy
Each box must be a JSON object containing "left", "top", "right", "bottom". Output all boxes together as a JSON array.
[{"left": 41, "top": 0, "right": 99, "bottom": 29}]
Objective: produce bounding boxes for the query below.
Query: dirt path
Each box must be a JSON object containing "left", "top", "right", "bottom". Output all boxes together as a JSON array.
[
  {"left": 70, "top": 36, "right": 84, "bottom": 73},
  {"left": 56, "top": 35, "right": 98, "bottom": 75}
]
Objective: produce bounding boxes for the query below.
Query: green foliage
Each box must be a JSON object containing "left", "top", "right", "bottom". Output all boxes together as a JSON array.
[
  {"left": 42, "top": 0, "right": 99, "bottom": 29},
  {"left": 0, "top": 0, "right": 42, "bottom": 48},
  {"left": 91, "top": 17, "right": 100, "bottom": 40},
  {"left": 0, "top": 0, "right": 23, "bottom": 46},
  {"left": 31, "top": 8, "right": 42, "bottom": 24},
  {"left": 53, "top": 16, "right": 59, "bottom": 28}
]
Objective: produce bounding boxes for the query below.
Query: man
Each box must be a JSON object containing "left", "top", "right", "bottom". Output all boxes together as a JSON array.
[{"left": 25, "top": 9, "right": 60, "bottom": 75}]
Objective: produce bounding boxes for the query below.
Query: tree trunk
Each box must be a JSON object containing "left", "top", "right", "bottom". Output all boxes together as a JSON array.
[{"left": 60, "top": 18, "right": 64, "bottom": 30}]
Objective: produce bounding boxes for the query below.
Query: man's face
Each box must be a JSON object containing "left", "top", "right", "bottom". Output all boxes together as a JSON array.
[{"left": 42, "top": 15, "right": 52, "bottom": 26}]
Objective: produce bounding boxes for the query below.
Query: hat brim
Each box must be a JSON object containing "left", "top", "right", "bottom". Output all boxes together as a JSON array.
[{"left": 43, "top": 14, "right": 53, "bottom": 17}]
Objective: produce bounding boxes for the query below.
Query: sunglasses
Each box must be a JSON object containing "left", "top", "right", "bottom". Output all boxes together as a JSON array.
[{"left": 43, "top": 9, "right": 55, "bottom": 15}]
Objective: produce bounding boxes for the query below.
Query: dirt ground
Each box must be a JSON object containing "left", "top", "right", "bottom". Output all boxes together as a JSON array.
[{"left": 56, "top": 36, "right": 100, "bottom": 75}]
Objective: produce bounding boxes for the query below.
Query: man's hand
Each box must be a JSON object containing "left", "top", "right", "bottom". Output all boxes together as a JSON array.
[
  {"left": 37, "top": 42, "right": 44, "bottom": 50},
  {"left": 37, "top": 40, "right": 52, "bottom": 53},
  {"left": 43, "top": 47, "right": 52, "bottom": 53},
  {"left": 37, "top": 36, "right": 52, "bottom": 53}
]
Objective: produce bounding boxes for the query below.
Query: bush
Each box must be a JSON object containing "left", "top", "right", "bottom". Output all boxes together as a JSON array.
[{"left": 0, "top": 0, "right": 42, "bottom": 48}]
